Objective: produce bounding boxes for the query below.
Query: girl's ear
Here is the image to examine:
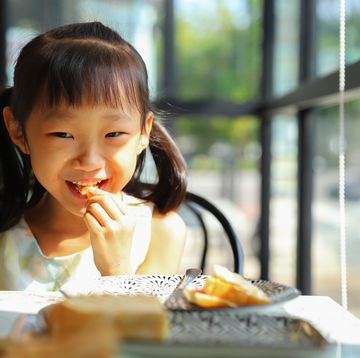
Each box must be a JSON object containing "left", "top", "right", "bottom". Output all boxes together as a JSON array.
[
  {"left": 2, "top": 106, "right": 30, "bottom": 154},
  {"left": 137, "top": 112, "right": 153, "bottom": 154}
]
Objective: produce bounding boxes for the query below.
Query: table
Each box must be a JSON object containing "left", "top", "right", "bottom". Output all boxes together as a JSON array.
[{"left": 0, "top": 291, "right": 359, "bottom": 357}]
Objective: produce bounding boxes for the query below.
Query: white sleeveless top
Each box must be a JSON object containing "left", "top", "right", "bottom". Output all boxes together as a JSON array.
[{"left": 0, "top": 194, "right": 153, "bottom": 292}]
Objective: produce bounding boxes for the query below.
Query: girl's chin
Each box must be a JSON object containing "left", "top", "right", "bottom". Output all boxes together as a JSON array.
[
  {"left": 65, "top": 202, "right": 88, "bottom": 217},
  {"left": 78, "top": 207, "right": 88, "bottom": 217}
]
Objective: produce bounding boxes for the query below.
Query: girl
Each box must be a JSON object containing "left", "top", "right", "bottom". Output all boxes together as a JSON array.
[{"left": 0, "top": 22, "right": 187, "bottom": 291}]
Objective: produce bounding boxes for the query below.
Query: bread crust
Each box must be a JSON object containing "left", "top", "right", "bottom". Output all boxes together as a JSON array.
[{"left": 44, "top": 294, "right": 168, "bottom": 341}]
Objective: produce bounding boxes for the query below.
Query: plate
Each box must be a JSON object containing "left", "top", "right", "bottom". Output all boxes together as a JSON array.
[{"left": 61, "top": 274, "right": 300, "bottom": 312}]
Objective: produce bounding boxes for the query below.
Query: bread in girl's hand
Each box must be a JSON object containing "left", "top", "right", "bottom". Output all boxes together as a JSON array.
[
  {"left": 184, "top": 265, "right": 271, "bottom": 308},
  {"left": 78, "top": 185, "right": 96, "bottom": 198},
  {"left": 44, "top": 294, "right": 168, "bottom": 342}
]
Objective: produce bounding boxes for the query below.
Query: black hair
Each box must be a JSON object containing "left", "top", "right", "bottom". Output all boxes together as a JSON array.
[{"left": 0, "top": 21, "right": 187, "bottom": 231}]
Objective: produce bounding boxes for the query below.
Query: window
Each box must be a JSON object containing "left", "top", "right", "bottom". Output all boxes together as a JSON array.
[
  {"left": 273, "top": 0, "right": 300, "bottom": 96},
  {"left": 174, "top": 0, "right": 262, "bottom": 101},
  {"left": 269, "top": 115, "right": 298, "bottom": 286},
  {"left": 175, "top": 115, "right": 261, "bottom": 277}
]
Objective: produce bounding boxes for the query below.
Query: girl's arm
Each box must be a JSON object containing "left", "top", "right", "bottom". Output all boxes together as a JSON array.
[
  {"left": 84, "top": 188, "right": 135, "bottom": 275},
  {"left": 136, "top": 210, "right": 186, "bottom": 275},
  {"left": 84, "top": 187, "right": 186, "bottom": 275}
]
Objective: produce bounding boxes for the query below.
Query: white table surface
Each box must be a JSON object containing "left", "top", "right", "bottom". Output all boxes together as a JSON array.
[
  {"left": 264, "top": 295, "right": 360, "bottom": 345},
  {"left": 0, "top": 292, "right": 359, "bottom": 357}
]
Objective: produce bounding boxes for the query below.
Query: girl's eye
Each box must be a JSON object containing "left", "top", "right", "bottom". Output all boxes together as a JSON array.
[
  {"left": 105, "top": 132, "right": 124, "bottom": 138},
  {"left": 50, "top": 132, "right": 73, "bottom": 139}
]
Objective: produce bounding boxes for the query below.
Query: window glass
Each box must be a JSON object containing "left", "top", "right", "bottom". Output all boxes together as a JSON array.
[
  {"left": 174, "top": 0, "right": 262, "bottom": 101},
  {"left": 312, "top": 101, "right": 360, "bottom": 318},
  {"left": 272, "top": 0, "right": 300, "bottom": 97},
  {"left": 316, "top": 0, "right": 360, "bottom": 77},
  {"left": 6, "top": 0, "right": 163, "bottom": 98},
  {"left": 269, "top": 115, "right": 298, "bottom": 286},
  {"left": 175, "top": 115, "right": 261, "bottom": 277}
]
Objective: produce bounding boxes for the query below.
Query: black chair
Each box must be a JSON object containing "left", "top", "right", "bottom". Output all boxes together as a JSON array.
[{"left": 182, "top": 191, "right": 244, "bottom": 274}]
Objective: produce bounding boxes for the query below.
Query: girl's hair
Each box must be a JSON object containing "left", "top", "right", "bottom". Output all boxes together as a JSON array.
[{"left": 0, "top": 21, "right": 187, "bottom": 231}]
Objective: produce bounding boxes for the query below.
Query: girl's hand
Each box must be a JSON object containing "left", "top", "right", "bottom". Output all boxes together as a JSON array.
[{"left": 83, "top": 188, "right": 136, "bottom": 275}]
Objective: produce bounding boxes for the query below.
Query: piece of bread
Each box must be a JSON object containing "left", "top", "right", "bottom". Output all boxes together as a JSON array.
[
  {"left": 44, "top": 294, "right": 168, "bottom": 342},
  {"left": 183, "top": 286, "right": 237, "bottom": 308},
  {"left": 184, "top": 265, "right": 270, "bottom": 308},
  {"left": 213, "top": 265, "right": 271, "bottom": 305}
]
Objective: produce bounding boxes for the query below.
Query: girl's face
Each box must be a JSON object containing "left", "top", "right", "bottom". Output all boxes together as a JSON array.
[{"left": 7, "top": 100, "right": 152, "bottom": 216}]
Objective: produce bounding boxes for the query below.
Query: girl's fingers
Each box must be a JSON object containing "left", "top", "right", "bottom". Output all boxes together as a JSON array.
[
  {"left": 88, "top": 187, "right": 122, "bottom": 200},
  {"left": 84, "top": 211, "right": 102, "bottom": 231},
  {"left": 86, "top": 202, "right": 122, "bottom": 227},
  {"left": 87, "top": 188, "right": 127, "bottom": 215},
  {"left": 87, "top": 194, "right": 125, "bottom": 220},
  {"left": 111, "top": 197, "right": 128, "bottom": 216}
]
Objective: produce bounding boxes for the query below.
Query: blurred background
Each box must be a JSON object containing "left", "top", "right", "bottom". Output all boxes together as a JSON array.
[{"left": 0, "top": 0, "right": 359, "bottom": 317}]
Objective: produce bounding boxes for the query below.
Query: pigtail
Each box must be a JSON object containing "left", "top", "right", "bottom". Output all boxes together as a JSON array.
[
  {"left": 148, "top": 121, "right": 187, "bottom": 212},
  {"left": 125, "top": 120, "right": 187, "bottom": 213},
  {"left": 0, "top": 87, "right": 32, "bottom": 231}
]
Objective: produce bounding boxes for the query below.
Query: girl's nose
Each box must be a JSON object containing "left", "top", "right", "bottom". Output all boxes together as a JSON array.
[{"left": 72, "top": 145, "right": 105, "bottom": 171}]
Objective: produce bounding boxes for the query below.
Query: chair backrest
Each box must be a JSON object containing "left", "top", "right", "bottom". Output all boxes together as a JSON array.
[{"left": 181, "top": 191, "right": 244, "bottom": 274}]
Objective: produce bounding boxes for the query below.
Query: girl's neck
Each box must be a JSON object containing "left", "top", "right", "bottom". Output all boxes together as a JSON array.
[{"left": 26, "top": 193, "right": 87, "bottom": 234}]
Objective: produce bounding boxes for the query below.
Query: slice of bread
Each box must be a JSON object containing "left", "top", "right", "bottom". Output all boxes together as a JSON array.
[
  {"left": 184, "top": 265, "right": 270, "bottom": 308},
  {"left": 213, "top": 265, "right": 271, "bottom": 305},
  {"left": 183, "top": 286, "right": 236, "bottom": 308},
  {"left": 44, "top": 294, "right": 168, "bottom": 342}
]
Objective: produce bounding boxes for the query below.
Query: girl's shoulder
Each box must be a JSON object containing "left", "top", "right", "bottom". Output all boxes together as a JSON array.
[
  {"left": 152, "top": 207, "right": 184, "bottom": 223},
  {"left": 151, "top": 208, "right": 186, "bottom": 242},
  {"left": 123, "top": 192, "right": 186, "bottom": 240},
  {"left": 138, "top": 208, "right": 186, "bottom": 274}
]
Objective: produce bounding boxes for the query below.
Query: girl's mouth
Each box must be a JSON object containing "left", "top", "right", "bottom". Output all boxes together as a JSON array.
[{"left": 66, "top": 179, "right": 108, "bottom": 198}]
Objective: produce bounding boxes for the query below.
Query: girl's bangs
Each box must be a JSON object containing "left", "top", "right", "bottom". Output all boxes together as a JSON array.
[{"left": 43, "top": 42, "right": 143, "bottom": 112}]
